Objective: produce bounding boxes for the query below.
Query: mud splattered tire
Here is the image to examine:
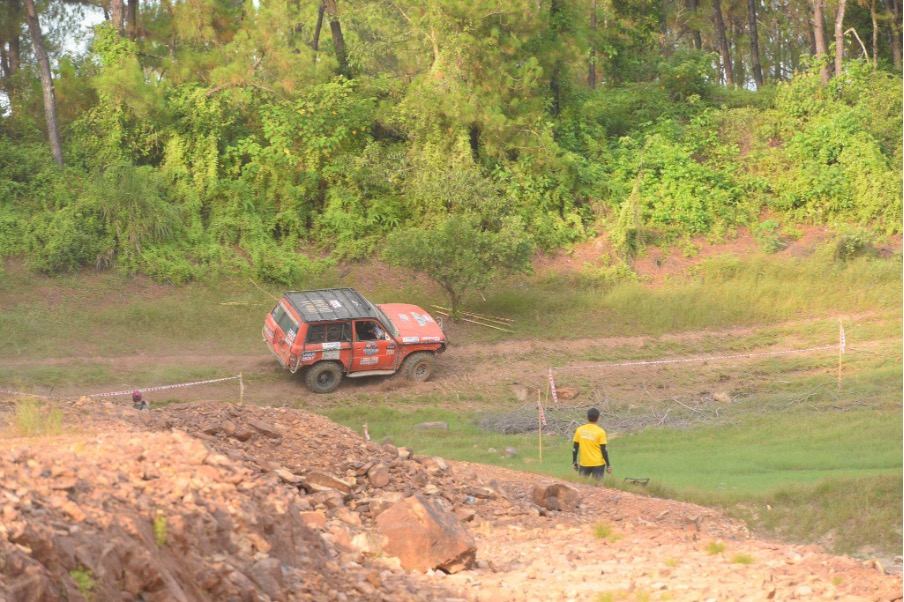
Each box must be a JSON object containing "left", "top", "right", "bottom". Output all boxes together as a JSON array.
[
  {"left": 400, "top": 352, "right": 435, "bottom": 382},
  {"left": 305, "top": 362, "right": 343, "bottom": 394}
]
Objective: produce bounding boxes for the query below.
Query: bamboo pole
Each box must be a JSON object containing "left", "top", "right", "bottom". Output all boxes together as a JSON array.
[
  {"left": 431, "top": 310, "right": 515, "bottom": 333},
  {"left": 431, "top": 305, "right": 516, "bottom": 323},
  {"left": 249, "top": 278, "right": 279, "bottom": 301}
]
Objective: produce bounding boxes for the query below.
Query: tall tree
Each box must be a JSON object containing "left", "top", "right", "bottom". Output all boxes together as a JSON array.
[
  {"left": 21, "top": 0, "right": 62, "bottom": 165},
  {"left": 812, "top": 0, "right": 830, "bottom": 82},
  {"left": 881, "top": 0, "right": 901, "bottom": 68},
  {"left": 589, "top": 0, "right": 597, "bottom": 88},
  {"left": 323, "top": 0, "right": 349, "bottom": 77},
  {"left": 687, "top": 0, "right": 703, "bottom": 50},
  {"left": 713, "top": 0, "right": 734, "bottom": 85},
  {"left": 748, "top": 0, "right": 764, "bottom": 88},
  {"left": 111, "top": 0, "right": 124, "bottom": 34},
  {"left": 870, "top": 0, "right": 879, "bottom": 68},
  {"left": 1, "top": 0, "right": 22, "bottom": 78},
  {"left": 312, "top": 1, "right": 325, "bottom": 52},
  {"left": 126, "top": 0, "right": 138, "bottom": 38},
  {"left": 834, "top": 0, "right": 847, "bottom": 76}
]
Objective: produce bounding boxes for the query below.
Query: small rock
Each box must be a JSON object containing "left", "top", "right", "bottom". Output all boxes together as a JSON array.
[
  {"left": 556, "top": 387, "right": 580, "bottom": 400},
  {"left": 713, "top": 391, "right": 733, "bottom": 404}
]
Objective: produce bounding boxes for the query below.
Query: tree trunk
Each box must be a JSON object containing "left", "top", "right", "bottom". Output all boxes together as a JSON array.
[
  {"left": 660, "top": 0, "right": 670, "bottom": 58},
  {"left": 748, "top": 0, "right": 764, "bottom": 89},
  {"left": 4, "top": 0, "right": 21, "bottom": 75},
  {"left": 732, "top": 17, "right": 744, "bottom": 85},
  {"left": 111, "top": 0, "right": 125, "bottom": 34},
  {"left": 713, "top": 0, "right": 734, "bottom": 86},
  {"left": 774, "top": 2, "right": 783, "bottom": 80},
  {"left": 588, "top": 0, "right": 597, "bottom": 88},
  {"left": 22, "top": 0, "right": 63, "bottom": 166},
  {"left": 834, "top": 0, "right": 847, "bottom": 77},
  {"left": 871, "top": 0, "right": 879, "bottom": 69},
  {"left": 806, "top": 0, "right": 817, "bottom": 54},
  {"left": 126, "top": 0, "right": 138, "bottom": 38},
  {"left": 687, "top": 0, "right": 702, "bottom": 50},
  {"left": 882, "top": 0, "right": 902, "bottom": 69},
  {"left": 312, "top": 1, "right": 325, "bottom": 52},
  {"left": 812, "top": 0, "right": 830, "bottom": 82},
  {"left": 323, "top": 0, "right": 349, "bottom": 77}
]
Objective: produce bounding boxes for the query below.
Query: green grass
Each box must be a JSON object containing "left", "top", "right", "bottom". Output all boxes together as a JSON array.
[
  {"left": 608, "top": 409, "right": 902, "bottom": 494},
  {"left": 324, "top": 402, "right": 903, "bottom": 557},
  {"left": 469, "top": 252, "right": 902, "bottom": 340},
  {"left": 10, "top": 397, "right": 64, "bottom": 437}
]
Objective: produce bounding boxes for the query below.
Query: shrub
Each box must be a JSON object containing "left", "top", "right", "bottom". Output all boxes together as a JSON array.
[{"left": 14, "top": 397, "right": 64, "bottom": 437}]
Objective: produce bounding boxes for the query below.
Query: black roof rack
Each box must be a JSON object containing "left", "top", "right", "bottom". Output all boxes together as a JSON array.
[{"left": 283, "top": 288, "right": 379, "bottom": 323}]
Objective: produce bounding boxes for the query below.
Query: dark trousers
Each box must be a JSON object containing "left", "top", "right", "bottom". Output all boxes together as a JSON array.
[{"left": 578, "top": 465, "right": 606, "bottom": 479}]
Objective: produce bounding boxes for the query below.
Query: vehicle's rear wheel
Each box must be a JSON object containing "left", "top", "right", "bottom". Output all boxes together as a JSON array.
[
  {"left": 400, "top": 352, "right": 435, "bottom": 382},
  {"left": 305, "top": 362, "right": 343, "bottom": 393}
]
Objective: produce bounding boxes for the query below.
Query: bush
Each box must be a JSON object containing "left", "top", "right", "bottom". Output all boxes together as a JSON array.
[
  {"left": 26, "top": 207, "right": 107, "bottom": 274},
  {"left": 832, "top": 227, "right": 876, "bottom": 262}
]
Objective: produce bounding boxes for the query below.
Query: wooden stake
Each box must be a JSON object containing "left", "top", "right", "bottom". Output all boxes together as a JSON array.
[
  {"left": 239, "top": 373, "right": 245, "bottom": 405},
  {"left": 538, "top": 390, "right": 543, "bottom": 463}
]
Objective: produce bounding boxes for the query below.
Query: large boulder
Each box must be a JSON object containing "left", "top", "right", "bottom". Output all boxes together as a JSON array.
[
  {"left": 531, "top": 483, "right": 581, "bottom": 512},
  {"left": 375, "top": 495, "right": 476, "bottom": 574}
]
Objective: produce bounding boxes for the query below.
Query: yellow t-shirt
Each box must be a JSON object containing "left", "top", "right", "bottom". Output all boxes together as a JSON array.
[{"left": 573, "top": 423, "right": 607, "bottom": 467}]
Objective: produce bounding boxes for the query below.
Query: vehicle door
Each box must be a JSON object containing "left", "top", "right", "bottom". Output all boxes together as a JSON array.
[{"left": 351, "top": 320, "right": 397, "bottom": 371}]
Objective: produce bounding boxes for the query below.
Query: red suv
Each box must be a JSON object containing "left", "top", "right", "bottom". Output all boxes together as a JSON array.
[{"left": 263, "top": 288, "right": 447, "bottom": 393}]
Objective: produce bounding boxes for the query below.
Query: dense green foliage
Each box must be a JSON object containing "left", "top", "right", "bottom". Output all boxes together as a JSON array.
[{"left": 0, "top": 1, "right": 901, "bottom": 286}]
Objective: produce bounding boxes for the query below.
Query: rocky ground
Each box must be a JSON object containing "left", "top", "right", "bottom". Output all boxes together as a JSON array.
[{"left": 0, "top": 398, "right": 900, "bottom": 602}]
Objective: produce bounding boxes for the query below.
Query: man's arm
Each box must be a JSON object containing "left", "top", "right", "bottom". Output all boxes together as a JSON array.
[
  {"left": 572, "top": 442, "right": 579, "bottom": 468},
  {"left": 601, "top": 444, "right": 611, "bottom": 471}
]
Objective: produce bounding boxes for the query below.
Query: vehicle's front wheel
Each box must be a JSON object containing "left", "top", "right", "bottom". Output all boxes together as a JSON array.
[
  {"left": 400, "top": 352, "right": 435, "bottom": 382},
  {"left": 305, "top": 362, "right": 343, "bottom": 393}
]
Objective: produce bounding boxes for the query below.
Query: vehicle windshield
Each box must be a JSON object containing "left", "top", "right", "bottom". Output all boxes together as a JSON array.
[{"left": 368, "top": 302, "right": 399, "bottom": 337}]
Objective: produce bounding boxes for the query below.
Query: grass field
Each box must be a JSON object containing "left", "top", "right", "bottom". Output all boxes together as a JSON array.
[{"left": 1, "top": 245, "right": 901, "bottom": 558}]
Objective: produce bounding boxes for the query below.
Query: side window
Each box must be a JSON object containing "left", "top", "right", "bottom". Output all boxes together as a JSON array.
[
  {"left": 355, "top": 321, "right": 385, "bottom": 341},
  {"left": 272, "top": 303, "right": 299, "bottom": 339},
  {"left": 305, "top": 323, "right": 351, "bottom": 344},
  {"left": 306, "top": 324, "right": 327, "bottom": 344}
]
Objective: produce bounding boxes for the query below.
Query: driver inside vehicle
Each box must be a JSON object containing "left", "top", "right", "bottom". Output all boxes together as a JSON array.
[{"left": 356, "top": 321, "right": 385, "bottom": 341}]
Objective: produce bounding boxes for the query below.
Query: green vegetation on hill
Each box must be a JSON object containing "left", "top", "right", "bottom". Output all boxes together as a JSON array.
[{"left": 1, "top": 3, "right": 901, "bottom": 288}]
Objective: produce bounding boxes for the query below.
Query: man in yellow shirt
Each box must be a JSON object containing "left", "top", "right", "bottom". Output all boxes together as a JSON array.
[{"left": 572, "top": 408, "right": 612, "bottom": 480}]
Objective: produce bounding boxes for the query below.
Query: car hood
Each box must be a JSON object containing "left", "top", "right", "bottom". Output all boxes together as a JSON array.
[{"left": 378, "top": 303, "right": 446, "bottom": 344}]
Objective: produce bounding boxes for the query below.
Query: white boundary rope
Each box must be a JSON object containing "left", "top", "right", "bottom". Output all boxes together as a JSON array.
[
  {"left": 0, "top": 388, "right": 53, "bottom": 398},
  {"left": 0, "top": 375, "right": 242, "bottom": 400},
  {"left": 555, "top": 344, "right": 840, "bottom": 371},
  {"left": 87, "top": 375, "right": 242, "bottom": 398}
]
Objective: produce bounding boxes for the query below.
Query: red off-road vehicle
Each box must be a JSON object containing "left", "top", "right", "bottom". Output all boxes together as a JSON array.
[{"left": 263, "top": 288, "right": 447, "bottom": 393}]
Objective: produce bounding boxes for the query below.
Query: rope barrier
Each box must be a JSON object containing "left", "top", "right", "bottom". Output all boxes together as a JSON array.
[
  {"left": 87, "top": 375, "right": 242, "bottom": 398},
  {"left": 555, "top": 344, "right": 839, "bottom": 371},
  {"left": 0, "top": 375, "right": 243, "bottom": 400},
  {"left": 0, "top": 388, "right": 54, "bottom": 399}
]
